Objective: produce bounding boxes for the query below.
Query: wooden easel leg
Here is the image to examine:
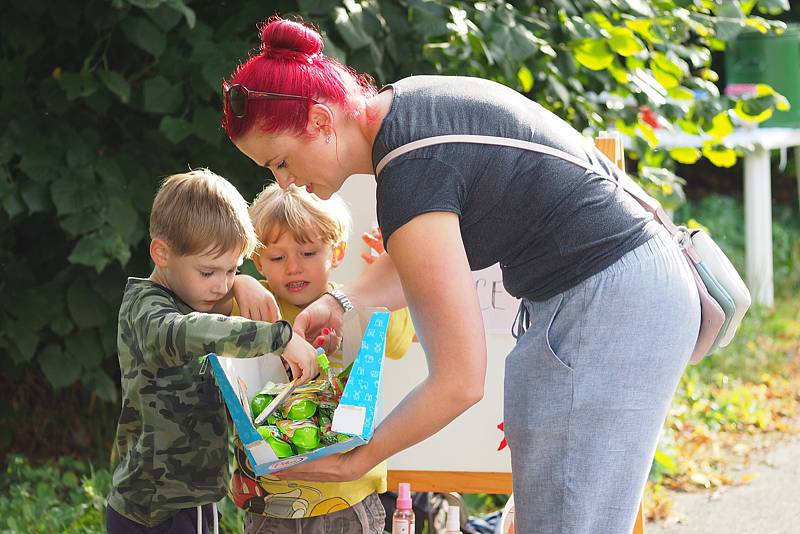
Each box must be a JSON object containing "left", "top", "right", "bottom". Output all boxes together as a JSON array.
[{"left": 633, "top": 499, "right": 645, "bottom": 534}]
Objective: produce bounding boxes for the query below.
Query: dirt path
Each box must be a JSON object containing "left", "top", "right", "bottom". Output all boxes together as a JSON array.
[{"left": 646, "top": 435, "right": 800, "bottom": 534}]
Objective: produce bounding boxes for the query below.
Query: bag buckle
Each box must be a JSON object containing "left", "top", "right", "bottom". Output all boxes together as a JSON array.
[{"left": 674, "top": 226, "right": 693, "bottom": 250}]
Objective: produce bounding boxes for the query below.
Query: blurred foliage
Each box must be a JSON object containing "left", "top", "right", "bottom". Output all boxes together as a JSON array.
[{"left": 0, "top": 456, "right": 111, "bottom": 533}]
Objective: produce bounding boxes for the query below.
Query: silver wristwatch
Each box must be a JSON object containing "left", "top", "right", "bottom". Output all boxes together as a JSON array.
[{"left": 325, "top": 289, "right": 354, "bottom": 312}]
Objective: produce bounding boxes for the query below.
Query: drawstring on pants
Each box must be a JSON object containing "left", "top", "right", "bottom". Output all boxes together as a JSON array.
[
  {"left": 196, "top": 503, "right": 219, "bottom": 534},
  {"left": 512, "top": 300, "right": 531, "bottom": 340}
]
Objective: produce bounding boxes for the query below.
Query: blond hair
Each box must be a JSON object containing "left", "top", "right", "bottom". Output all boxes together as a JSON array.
[
  {"left": 149, "top": 169, "right": 259, "bottom": 258},
  {"left": 249, "top": 184, "right": 351, "bottom": 247}
]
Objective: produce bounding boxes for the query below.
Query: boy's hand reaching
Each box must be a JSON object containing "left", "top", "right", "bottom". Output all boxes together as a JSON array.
[
  {"left": 281, "top": 334, "right": 319, "bottom": 385},
  {"left": 233, "top": 274, "right": 281, "bottom": 322},
  {"left": 360, "top": 226, "right": 385, "bottom": 265}
]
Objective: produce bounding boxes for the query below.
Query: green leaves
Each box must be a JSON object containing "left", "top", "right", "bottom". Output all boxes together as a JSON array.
[
  {"left": 56, "top": 70, "right": 97, "bottom": 100},
  {"left": 8, "top": 323, "right": 38, "bottom": 364},
  {"left": 333, "top": 4, "right": 375, "bottom": 50},
  {"left": 83, "top": 368, "right": 118, "bottom": 402},
  {"left": 407, "top": 0, "right": 449, "bottom": 37},
  {"left": 143, "top": 75, "right": 183, "bottom": 114},
  {"left": 702, "top": 141, "right": 738, "bottom": 168},
  {"left": 164, "top": 0, "right": 196, "bottom": 29},
  {"left": 733, "top": 84, "right": 791, "bottom": 123},
  {"left": 517, "top": 65, "right": 534, "bottom": 93},
  {"left": 105, "top": 196, "right": 140, "bottom": 242},
  {"left": 191, "top": 106, "right": 223, "bottom": 145},
  {"left": 707, "top": 111, "right": 734, "bottom": 140},
  {"left": 0, "top": 456, "right": 114, "bottom": 532},
  {"left": 39, "top": 345, "right": 81, "bottom": 389},
  {"left": 299, "top": 0, "right": 342, "bottom": 15},
  {"left": 574, "top": 39, "right": 614, "bottom": 70},
  {"left": 608, "top": 26, "right": 644, "bottom": 56},
  {"left": 0, "top": 0, "right": 230, "bottom": 410},
  {"left": 669, "top": 147, "right": 701, "bottom": 164},
  {"left": 650, "top": 52, "right": 685, "bottom": 90},
  {"left": 98, "top": 70, "right": 131, "bottom": 103},
  {"left": 51, "top": 176, "right": 91, "bottom": 216},
  {"left": 68, "top": 230, "right": 130, "bottom": 272},
  {"left": 67, "top": 280, "right": 112, "bottom": 328},
  {"left": 122, "top": 16, "right": 167, "bottom": 57},
  {"left": 160, "top": 116, "right": 193, "bottom": 143}
]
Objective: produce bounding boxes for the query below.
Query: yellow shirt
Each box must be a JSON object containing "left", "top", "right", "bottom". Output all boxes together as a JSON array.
[{"left": 229, "top": 281, "right": 415, "bottom": 518}]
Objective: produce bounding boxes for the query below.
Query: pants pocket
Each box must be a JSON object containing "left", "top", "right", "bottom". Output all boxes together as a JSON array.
[
  {"left": 543, "top": 295, "right": 577, "bottom": 371},
  {"left": 353, "top": 492, "right": 386, "bottom": 534}
]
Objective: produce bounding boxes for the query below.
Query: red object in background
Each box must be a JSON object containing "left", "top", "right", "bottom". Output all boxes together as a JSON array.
[
  {"left": 640, "top": 105, "right": 660, "bottom": 129},
  {"left": 497, "top": 421, "right": 508, "bottom": 451}
]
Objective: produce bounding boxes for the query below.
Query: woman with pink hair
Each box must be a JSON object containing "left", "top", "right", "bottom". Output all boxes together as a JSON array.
[{"left": 222, "top": 16, "right": 700, "bottom": 534}]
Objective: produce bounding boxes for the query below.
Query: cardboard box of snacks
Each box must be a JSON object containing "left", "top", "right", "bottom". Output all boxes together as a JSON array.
[{"left": 207, "top": 309, "right": 389, "bottom": 475}]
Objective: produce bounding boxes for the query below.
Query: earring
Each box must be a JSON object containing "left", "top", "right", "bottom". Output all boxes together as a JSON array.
[{"left": 326, "top": 133, "right": 333, "bottom": 144}]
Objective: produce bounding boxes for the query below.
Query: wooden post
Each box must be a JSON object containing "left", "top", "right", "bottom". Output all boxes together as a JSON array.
[{"left": 744, "top": 146, "right": 774, "bottom": 307}]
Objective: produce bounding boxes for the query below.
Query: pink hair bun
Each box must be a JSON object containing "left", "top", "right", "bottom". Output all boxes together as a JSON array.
[{"left": 260, "top": 17, "right": 323, "bottom": 62}]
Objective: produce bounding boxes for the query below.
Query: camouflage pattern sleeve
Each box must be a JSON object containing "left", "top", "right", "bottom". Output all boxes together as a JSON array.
[{"left": 130, "top": 290, "right": 292, "bottom": 368}]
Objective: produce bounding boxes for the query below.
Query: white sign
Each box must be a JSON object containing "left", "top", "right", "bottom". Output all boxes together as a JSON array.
[
  {"left": 337, "top": 176, "right": 513, "bottom": 474},
  {"left": 473, "top": 263, "right": 521, "bottom": 335}
]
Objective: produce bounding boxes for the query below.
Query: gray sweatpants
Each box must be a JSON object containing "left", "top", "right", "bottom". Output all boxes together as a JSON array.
[{"left": 504, "top": 229, "right": 701, "bottom": 533}]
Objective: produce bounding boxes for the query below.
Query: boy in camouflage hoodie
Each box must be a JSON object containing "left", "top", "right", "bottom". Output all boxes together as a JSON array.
[{"left": 106, "top": 169, "right": 319, "bottom": 533}]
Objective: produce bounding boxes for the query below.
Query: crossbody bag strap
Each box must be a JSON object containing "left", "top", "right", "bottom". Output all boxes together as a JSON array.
[{"left": 374, "top": 134, "right": 699, "bottom": 263}]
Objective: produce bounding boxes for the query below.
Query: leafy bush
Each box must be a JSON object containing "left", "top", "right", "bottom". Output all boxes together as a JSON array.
[
  {"left": 0, "top": 455, "right": 249, "bottom": 533},
  {"left": 0, "top": 456, "right": 111, "bottom": 533}
]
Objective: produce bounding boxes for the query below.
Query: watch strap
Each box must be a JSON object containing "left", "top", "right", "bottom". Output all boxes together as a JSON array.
[{"left": 325, "top": 289, "right": 354, "bottom": 312}]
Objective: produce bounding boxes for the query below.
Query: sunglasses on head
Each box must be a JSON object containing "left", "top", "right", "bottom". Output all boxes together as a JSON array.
[{"left": 222, "top": 82, "right": 318, "bottom": 119}]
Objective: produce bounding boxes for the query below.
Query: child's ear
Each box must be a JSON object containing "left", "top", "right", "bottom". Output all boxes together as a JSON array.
[
  {"left": 331, "top": 241, "right": 346, "bottom": 267},
  {"left": 251, "top": 251, "right": 266, "bottom": 277},
  {"left": 149, "top": 238, "right": 171, "bottom": 267}
]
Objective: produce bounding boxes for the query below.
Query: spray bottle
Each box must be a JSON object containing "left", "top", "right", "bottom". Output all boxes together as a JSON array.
[
  {"left": 445, "top": 505, "right": 462, "bottom": 534},
  {"left": 391, "top": 482, "right": 414, "bottom": 534}
]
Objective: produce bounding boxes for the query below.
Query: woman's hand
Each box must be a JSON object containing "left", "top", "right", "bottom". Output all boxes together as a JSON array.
[
  {"left": 232, "top": 274, "right": 281, "bottom": 322},
  {"left": 360, "top": 226, "right": 385, "bottom": 265},
  {"left": 281, "top": 334, "right": 319, "bottom": 385},
  {"left": 311, "top": 327, "right": 340, "bottom": 353},
  {"left": 293, "top": 293, "right": 344, "bottom": 354},
  {"left": 273, "top": 446, "right": 370, "bottom": 482}
]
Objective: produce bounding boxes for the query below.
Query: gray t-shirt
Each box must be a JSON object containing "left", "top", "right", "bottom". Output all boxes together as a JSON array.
[{"left": 372, "top": 75, "right": 658, "bottom": 301}]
